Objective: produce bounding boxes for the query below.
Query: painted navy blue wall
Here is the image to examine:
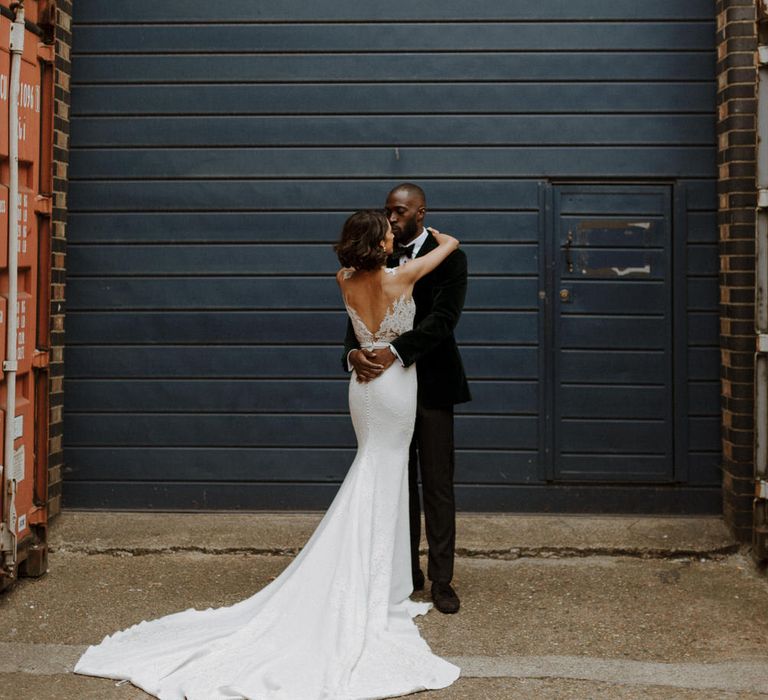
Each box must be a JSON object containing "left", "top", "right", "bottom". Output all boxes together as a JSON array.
[{"left": 63, "top": 1, "right": 720, "bottom": 511}]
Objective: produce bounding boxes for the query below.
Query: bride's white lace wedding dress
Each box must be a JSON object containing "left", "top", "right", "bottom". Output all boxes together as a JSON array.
[{"left": 74, "top": 274, "right": 460, "bottom": 700}]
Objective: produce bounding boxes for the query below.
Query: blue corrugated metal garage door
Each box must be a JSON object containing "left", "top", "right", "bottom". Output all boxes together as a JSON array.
[{"left": 63, "top": 1, "right": 721, "bottom": 512}]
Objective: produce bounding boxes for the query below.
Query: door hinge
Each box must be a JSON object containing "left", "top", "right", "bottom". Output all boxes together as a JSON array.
[
  {"left": 36, "top": 43, "right": 54, "bottom": 63},
  {"left": 28, "top": 506, "right": 46, "bottom": 526},
  {"left": 756, "top": 479, "right": 768, "bottom": 499},
  {"left": 34, "top": 195, "right": 53, "bottom": 216},
  {"left": 31, "top": 350, "right": 49, "bottom": 370}
]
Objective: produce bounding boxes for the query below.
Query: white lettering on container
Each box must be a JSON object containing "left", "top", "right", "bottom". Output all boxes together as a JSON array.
[{"left": 18, "top": 82, "right": 39, "bottom": 111}]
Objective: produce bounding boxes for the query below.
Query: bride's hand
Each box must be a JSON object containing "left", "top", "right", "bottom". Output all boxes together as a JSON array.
[{"left": 427, "top": 227, "right": 459, "bottom": 249}]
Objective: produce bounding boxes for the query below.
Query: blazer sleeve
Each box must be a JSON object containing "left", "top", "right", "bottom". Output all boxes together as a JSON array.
[
  {"left": 390, "top": 249, "right": 468, "bottom": 367},
  {"left": 341, "top": 317, "right": 360, "bottom": 372}
]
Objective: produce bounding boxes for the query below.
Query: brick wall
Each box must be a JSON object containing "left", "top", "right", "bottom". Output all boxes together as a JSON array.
[
  {"left": 48, "top": 0, "right": 72, "bottom": 517},
  {"left": 716, "top": 0, "right": 758, "bottom": 542}
]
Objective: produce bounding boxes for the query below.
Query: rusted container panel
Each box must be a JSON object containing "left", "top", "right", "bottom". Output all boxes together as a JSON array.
[
  {"left": 20, "top": 2, "right": 38, "bottom": 25},
  {"left": 2, "top": 378, "right": 36, "bottom": 540},
  {"left": 0, "top": 43, "right": 9, "bottom": 159},
  {"left": 0, "top": 182, "right": 34, "bottom": 275},
  {"left": 0, "top": 287, "right": 40, "bottom": 382},
  {"left": 15, "top": 285, "right": 38, "bottom": 376},
  {"left": 0, "top": 221, "right": 40, "bottom": 372},
  {"left": 18, "top": 49, "right": 41, "bottom": 186},
  {"left": 16, "top": 187, "right": 37, "bottom": 269}
]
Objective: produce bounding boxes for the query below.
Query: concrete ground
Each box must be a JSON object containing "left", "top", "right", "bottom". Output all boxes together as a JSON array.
[{"left": 2, "top": 512, "right": 767, "bottom": 699}]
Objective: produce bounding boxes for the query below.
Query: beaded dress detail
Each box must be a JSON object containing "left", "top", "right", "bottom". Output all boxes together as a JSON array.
[{"left": 74, "top": 267, "right": 460, "bottom": 699}]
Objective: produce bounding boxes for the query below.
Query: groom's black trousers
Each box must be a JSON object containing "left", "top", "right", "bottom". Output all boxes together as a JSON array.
[{"left": 408, "top": 403, "right": 456, "bottom": 585}]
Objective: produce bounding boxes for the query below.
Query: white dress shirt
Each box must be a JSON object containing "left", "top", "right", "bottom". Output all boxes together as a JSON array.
[{"left": 394, "top": 227, "right": 429, "bottom": 266}]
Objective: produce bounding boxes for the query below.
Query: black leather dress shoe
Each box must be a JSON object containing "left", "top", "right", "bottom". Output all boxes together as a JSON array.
[
  {"left": 431, "top": 582, "right": 460, "bottom": 614},
  {"left": 412, "top": 569, "right": 425, "bottom": 591}
]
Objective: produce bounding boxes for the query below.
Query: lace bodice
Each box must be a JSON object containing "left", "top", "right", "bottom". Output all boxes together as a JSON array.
[
  {"left": 343, "top": 268, "right": 416, "bottom": 348},
  {"left": 346, "top": 294, "right": 416, "bottom": 348}
]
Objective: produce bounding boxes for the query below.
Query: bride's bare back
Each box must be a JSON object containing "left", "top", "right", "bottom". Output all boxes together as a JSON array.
[{"left": 337, "top": 267, "right": 413, "bottom": 335}]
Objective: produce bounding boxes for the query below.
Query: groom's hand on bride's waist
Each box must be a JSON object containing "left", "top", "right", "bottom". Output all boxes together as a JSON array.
[
  {"left": 350, "top": 348, "right": 384, "bottom": 383},
  {"left": 370, "top": 347, "right": 397, "bottom": 371},
  {"left": 349, "top": 347, "right": 396, "bottom": 382}
]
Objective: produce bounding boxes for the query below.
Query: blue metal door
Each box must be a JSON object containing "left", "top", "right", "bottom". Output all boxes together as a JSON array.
[{"left": 550, "top": 185, "right": 675, "bottom": 481}]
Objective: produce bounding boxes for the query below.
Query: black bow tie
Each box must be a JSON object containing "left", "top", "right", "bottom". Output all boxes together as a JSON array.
[{"left": 392, "top": 243, "right": 415, "bottom": 260}]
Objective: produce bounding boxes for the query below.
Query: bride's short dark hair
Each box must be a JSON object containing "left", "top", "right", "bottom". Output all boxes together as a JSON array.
[{"left": 334, "top": 209, "right": 389, "bottom": 270}]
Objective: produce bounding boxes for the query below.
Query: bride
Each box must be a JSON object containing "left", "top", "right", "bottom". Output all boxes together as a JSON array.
[{"left": 74, "top": 209, "right": 461, "bottom": 699}]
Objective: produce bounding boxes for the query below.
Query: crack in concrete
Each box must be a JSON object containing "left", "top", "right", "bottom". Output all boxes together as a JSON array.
[
  {"left": 454, "top": 545, "right": 741, "bottom": 560},
  {"left": 49, "top": 546, "right": 306, "bottom": 557},
  {"left": 47, "top": 544, "right": 741, "bottom": 561}
]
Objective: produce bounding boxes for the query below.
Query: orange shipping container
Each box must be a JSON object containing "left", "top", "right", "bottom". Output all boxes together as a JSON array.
[{"left": 0, "top": 0, "right": 54, "bottom": 591}]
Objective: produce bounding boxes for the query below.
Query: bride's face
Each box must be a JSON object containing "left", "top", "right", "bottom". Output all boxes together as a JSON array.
[{"left": 380, "top": 222, "right": 394, "bottom": 255}]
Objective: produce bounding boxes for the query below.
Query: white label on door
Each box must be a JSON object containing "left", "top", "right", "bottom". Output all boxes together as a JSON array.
[
  {"left": 13, "top": 414, "right": 22, "bottom": 439},
  {"left": 12, "top": 445, "right": 24, "bottom": 482},
  {"left": 17, "top": 513, "right": 26, "bottom": 533}
]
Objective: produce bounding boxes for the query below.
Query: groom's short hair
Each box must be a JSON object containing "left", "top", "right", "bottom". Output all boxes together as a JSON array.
[{"left": 390, "top": 182, "right": 426, "bottom": 206}]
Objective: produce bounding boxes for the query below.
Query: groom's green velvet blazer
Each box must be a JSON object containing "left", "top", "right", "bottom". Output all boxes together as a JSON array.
[{"left": 342, "top": 231, "right": 472, "bottom": 408}]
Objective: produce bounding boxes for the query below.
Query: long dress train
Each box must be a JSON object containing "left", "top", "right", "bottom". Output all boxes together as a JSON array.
[{"left": 74, "top": 289, "right": 460, "bottom": 700}]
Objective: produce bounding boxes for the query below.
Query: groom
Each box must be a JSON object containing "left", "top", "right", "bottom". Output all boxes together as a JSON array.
[{"left": 343, "top": 183, "right": 471, "bottom": 614}]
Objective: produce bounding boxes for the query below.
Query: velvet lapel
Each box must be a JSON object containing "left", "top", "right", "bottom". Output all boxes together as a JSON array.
[{"left": 415, "top": 230, "right": 438, "bottom": 258}]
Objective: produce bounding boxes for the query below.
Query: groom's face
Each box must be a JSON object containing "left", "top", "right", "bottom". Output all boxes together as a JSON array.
[{"left": 385, "top": 190, "right": 425, "bottom": 245}]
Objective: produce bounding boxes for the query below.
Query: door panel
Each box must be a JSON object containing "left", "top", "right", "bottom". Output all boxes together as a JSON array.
[{"left": 552, "top": 185, "right": 674, "bottom": 481}]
